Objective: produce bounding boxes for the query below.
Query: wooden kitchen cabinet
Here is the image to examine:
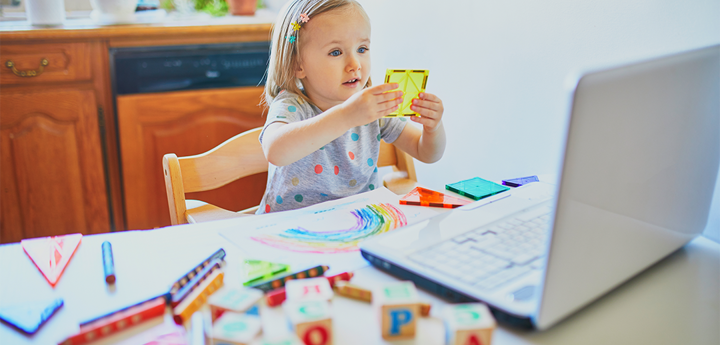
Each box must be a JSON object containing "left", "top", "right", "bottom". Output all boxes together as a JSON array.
[
  {"left": 0, "top": 20, "right": 274, "bottom": 240},
  {"left": 117, "top": 87, "right": 267, "bottom": 230},
  {"left": 0, "top": 87, "right": 110, "bottom": 243}
]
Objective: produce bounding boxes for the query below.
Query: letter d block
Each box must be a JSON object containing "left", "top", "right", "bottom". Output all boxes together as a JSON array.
[
  {"left": 373, "top": 281, "right": 419, "bottom": 340},
  {"left": 284, "top": 300, "right": 333, "bottom": 345},
  {"left": 443, "top": 303, "right": 496, "bottom": 345}
]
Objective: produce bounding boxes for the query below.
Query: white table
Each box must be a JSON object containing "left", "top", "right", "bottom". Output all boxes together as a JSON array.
[{"left": 1, "top": 209, "right": 718, "bottom": 345}]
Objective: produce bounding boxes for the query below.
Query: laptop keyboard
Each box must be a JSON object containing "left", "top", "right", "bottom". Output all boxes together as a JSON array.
[{"left": 408, "top": 205, "right": 552, "bottom": 291}]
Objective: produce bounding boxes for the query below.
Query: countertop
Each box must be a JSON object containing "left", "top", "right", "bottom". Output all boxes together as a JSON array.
[{"left": 0, "top": 9, "right": 275, "bottom": 42}]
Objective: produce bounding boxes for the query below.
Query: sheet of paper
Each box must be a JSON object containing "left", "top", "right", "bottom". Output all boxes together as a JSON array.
[{"left": 219, "top": 188, "right": 446, "bottom": 275}]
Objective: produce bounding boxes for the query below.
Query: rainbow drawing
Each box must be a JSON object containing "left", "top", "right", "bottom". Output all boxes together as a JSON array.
[{"left": 250, "top": 203, "right": 407, "bottom": 254}]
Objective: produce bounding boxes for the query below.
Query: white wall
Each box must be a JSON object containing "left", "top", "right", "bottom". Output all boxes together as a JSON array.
[{"left": 360, "top": 0, "right": 720, "bottom": 242}]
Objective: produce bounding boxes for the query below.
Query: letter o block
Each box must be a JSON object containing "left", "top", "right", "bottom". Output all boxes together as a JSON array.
[
  {"left": 373, "top": 281, "right": 420, "bottom": 340},
  {"left": 284, "top": 300, "right": 333, "bottom": 345},
  {"left": 443, "top": 303, "right": 496, "bottom": 345}
]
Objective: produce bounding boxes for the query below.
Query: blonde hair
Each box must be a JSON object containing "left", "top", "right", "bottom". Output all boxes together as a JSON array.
[{"left": 263, "top": 0, "right": 372, "bottom": 108}]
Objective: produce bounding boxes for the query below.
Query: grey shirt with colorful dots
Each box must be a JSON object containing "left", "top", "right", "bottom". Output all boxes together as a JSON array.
[{"left": 256, "top": 91, "right": 408, "bottom": 214}]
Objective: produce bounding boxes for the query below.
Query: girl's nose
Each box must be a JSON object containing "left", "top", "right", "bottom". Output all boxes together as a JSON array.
[{"left": 346, "top": 54, "right": 361, "bottom": 72}]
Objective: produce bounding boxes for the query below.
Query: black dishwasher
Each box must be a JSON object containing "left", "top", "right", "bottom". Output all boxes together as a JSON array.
[{"left": 109, "top": 41, "right": 269, "bottom": 96}]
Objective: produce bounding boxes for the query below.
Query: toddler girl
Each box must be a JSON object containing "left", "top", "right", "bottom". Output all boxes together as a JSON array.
[{"left": 258, "top": 0, "right": 446, "bottom": 214}]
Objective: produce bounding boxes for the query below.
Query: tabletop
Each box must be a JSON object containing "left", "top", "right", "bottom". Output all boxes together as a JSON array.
[{"left": 0, "top": 191, "right": 718, "bottom": 345}]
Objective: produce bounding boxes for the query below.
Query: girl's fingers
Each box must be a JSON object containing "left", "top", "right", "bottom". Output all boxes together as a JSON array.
[
  {"left": 379, "top": 104, "right": 400, "bottom": 115},
  {"left": 369, "top": 83, "right": 400, "bottom": 94},
  {"left": 379, "top": 90, "right": 404, "bottom": 102},
  {"left": 418, "top": 92, "right": 440, "bottom": 102},
  {"left": 410, "top": 115, "right": 437, "bottom": 128},
  {"left": 411, "top": 98, "right": 441, "bottom": 111}
]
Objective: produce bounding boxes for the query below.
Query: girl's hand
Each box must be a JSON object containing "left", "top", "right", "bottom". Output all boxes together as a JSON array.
[
  {"left": 410, "top": 92, "right": 444, "bottom": 132},
  {"left": 339, "top": 83, "right": 404, "bottom": 127}
]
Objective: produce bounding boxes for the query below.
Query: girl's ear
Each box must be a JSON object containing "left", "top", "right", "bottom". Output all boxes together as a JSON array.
[{"left": 295, "top": 64, "right": 306, "bottom": 79}]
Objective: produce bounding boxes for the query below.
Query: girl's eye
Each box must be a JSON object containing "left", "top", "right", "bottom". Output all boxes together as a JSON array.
[
  {"left": 329, "top": 50, "right": 341, "bottom": 57},
  {"left": 358, "top": 47, "right": 368, "bottom": 53}
]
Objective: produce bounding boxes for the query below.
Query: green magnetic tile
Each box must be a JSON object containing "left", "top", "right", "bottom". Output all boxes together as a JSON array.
[
  {"left": 445, "top": 177, "right": 510, "bottom": 201},
  {"left": 383, "top": 69, "right": 428, "bottom": 117}
]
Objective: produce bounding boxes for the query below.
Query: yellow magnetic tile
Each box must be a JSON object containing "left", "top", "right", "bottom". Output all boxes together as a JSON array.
[{"left": 384, "top": 69, "right": 429, "bottom": 117}]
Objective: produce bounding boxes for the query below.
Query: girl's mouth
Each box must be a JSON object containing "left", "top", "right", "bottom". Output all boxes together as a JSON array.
[{"left": 343, "top": 78, "right": 360, "bottom": 86}]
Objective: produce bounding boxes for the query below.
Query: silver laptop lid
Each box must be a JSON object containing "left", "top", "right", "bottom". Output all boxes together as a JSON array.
[{"left": 536, "top": 45, "right": 720, "bottom": 330}]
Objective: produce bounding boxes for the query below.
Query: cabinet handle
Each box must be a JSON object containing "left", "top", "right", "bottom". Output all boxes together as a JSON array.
[{"left": 5, "top": 58, "right": 49, "bottom": 77}]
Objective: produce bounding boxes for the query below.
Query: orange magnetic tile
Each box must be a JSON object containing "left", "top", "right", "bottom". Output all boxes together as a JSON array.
[{"left": 399, "top": 187, "right": 471, "bottom": 208}]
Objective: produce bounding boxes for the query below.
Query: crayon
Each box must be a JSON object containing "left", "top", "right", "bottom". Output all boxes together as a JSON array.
[
  {"left": 102, "top": 241, "right": 115, "bottom": 284},
  {"left": 169, "top": 249, "right": 226, "bottom": 298},
  {"left": 325, "top": 271, "right": 353, "bottom": 287},
  {"left": 419, "top": 302, "right": 431, "bottom": 317},
  {"left": 171, "top": 259, "right": 222, "bottom": 307},
  {"left": 59, "top": 296, "right": 165, "bottom": 345},
  {"left": 265, "top": 287, "right": 286, "bottom": 307},
  {"left": 332, "top": 281, "right": 372, "bottom": 302},
  {"left": 173, "top": 270, "right": 224, "bottom": 325},
  {"left": 246, "top": 265, "right": 329, "bottom": 292}
]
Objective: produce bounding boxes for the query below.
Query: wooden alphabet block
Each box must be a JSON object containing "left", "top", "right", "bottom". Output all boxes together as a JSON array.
[
  {"left": 285, "top": 277, "right": 333, "bottom": 302},
  {"left": 211, "top": 312, "right": 261, "bottom": 345},
  {"left": 332, "top": 281, "right": 372, "bottom": 303},
  {"left": 373, "top": 281, "right": 420, "bottom": 340},
  {"left": 284, "top": 300, "right": 333, "bottom": 345},
  {"left": 207, "top": 286, "right": 263, "bottom": 321},
  {"left": 260, "top": 333, "right": 303, "bottom": 345},
  {"left": 443, "top": 303, "right": 496, "bottom": 345}
]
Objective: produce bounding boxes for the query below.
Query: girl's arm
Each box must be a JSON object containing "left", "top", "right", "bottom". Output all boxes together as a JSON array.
[
  {"left": 262, "top": 84, "right": 404, "bottom": 166},
  {"left": 391, "top": 92, "right": 446, "bottom": 163}
]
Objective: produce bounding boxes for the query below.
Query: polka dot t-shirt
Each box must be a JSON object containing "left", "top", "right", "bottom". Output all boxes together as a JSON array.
[{"left": 257, "top": 91, "right": 408, "bottom": 214}]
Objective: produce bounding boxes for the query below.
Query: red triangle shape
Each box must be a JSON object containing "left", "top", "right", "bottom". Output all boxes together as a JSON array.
[
  {"left": 399, "top": 187, "right": 472, "bottom": 208},
  {"left": 22, "top": 234, "right": 82, "bottom": 287}
]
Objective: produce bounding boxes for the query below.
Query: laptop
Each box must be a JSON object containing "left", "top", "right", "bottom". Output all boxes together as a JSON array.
[{"left": 359, "top": 44, "right": 720, "bottom": 330}]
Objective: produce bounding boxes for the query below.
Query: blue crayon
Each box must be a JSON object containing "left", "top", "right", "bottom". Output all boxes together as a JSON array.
[{"left": 102, "top": 241, "right": 115, "bottom": 284}]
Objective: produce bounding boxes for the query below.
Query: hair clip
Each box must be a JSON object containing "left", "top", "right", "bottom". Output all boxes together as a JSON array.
[{"left": 286, "top": 14, "right": 309, "bottom": 44}]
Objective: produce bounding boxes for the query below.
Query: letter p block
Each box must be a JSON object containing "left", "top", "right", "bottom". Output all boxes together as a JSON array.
[{"left": 373, "top": 281, "right": 420, "bottom": 340}]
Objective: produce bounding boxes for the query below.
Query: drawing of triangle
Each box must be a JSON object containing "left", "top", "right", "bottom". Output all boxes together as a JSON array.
[
  {"left": 21, "top": 233, "right": 82, "bottom": 287},
  {"left": 0, "top": 298, "right": 63, "bottom": 334}
]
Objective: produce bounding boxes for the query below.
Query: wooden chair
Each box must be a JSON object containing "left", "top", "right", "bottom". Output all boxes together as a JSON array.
[{"left": 163, "top": 127, "right": 418, "bottom": 225}]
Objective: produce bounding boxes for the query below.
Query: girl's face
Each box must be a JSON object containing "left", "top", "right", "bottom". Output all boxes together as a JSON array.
[{"left": 295, "top": 5, "right": 371, "bottom": 111}]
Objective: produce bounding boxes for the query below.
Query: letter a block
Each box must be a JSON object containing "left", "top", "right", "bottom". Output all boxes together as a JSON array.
[
  {"left": 285, "top": 277, "right": 334, "bottom": 302},
  {"left": 373, "top": 281, "right": 420, "bottom": 340},
  {"left": 211, "top": 312, "right": 262, "bottom": 345},
  {"left": 443, "top": 303, "right": 496, "bottom": 345},
  {"left": 284, "top": 300, "right": 333, "bottom": 345}
]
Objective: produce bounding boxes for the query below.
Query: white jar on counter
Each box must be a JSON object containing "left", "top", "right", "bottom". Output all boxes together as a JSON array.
[{"left": 26, "top": 0, "right": 66, "bottom": 26}]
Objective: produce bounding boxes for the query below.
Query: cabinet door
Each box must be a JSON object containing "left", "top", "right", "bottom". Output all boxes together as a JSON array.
[
  {"left": 117, "top": 87, "right": 267, "bottom": 230},
  {"left": 0, "top": 88, "right": 110, "bottom": 243}
]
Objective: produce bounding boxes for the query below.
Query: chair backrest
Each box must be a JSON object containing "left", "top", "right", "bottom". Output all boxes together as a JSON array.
[{"left": 163, "top": 127, "right": 417, "bottom": 225}]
